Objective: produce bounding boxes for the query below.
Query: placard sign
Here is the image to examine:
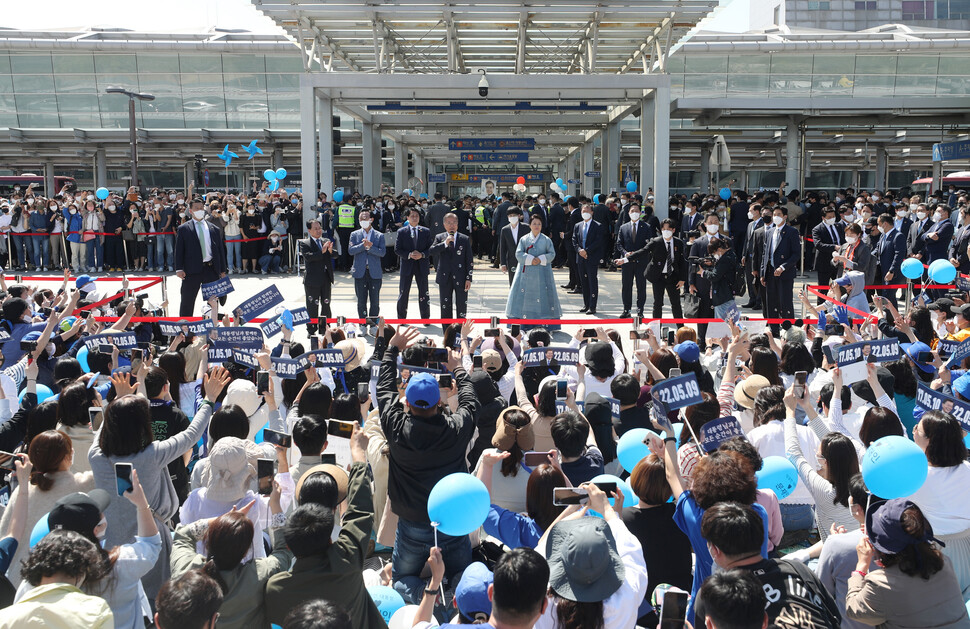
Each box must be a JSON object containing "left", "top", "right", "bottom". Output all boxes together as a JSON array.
[
  {"left": 260, "top": 307, "right": 311, "bottom": 338},
  {"left": 83, "top": 332, "right": 137, "bottom": 351},
  {"left": 230, "top": 349, "right": 259, "bottom": 369},
  {"left": 915, "top": 382, "right": 970, "bottom": 431},
  {"left": 233, "top": 286, "right": 284, "bottom": 323},
  {"left": 158, "top": 319, "right": 214, "bottom": 337},
  {"left": 699, "top": 416, "right": 745, "bottom": 453},
  {"left": 272, "top": 357, "right": 301, "bottom": 379},
  {"left": 651, "top": 373, "right": 703, "bottom": 417},
  {"left": 522, "top": 347, "right": 580, "bottom": 366},
  {"left": 201, "top": 277, "right": 234, "bottom": 300},
  {"left": 215, "top": 327, "right": 264, "bottom": 348}
]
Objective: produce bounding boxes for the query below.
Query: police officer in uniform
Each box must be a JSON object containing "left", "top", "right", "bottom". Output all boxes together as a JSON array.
[{"left": 335, "top": 198, "right": 358, "bottom": 271}]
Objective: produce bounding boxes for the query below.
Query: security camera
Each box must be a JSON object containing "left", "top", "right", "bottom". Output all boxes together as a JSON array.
[{"left": 478, "top": 70, "right": 489, "bottom": 97}]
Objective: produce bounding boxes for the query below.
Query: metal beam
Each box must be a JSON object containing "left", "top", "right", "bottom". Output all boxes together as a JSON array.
[{"left": 515, "top": 12, "right": 528, "bottom": 74}]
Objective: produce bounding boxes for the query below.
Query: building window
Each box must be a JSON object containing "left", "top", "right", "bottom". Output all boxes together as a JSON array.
[
  {"left": 807, "top": 1, "right": 831, "bottom": 9},
  {"left": 902, "top": 0, "right": 934, "bottom": 18},
  {"left": 854, "top": 0, "right": 876, "bottom": 8}
]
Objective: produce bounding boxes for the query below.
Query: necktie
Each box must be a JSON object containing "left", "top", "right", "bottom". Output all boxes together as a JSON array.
[
  {"left": 632, "top": 222, "right": 637, "bottom": 240},
  {"left": 196, "top": 221, "right": 207, "bottom": 259},
  {"left": 583, "top": 222, "right": 589, "bottom": 247},
  {"left": 829, "top": 225, "right": 837, "bottom": 243},
  {"left": 412, "top": 227, "right": 416, "bottom": 243},
  {"left": 316, "top": 238, "right": 322, "bottom": 251},
  {"left": 665, "top": 240, "right": 673, "bottom": 274}
]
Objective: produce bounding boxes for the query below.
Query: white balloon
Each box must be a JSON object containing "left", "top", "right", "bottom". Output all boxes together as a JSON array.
[{"left": 389, "top": 605, "right": 438, "bottom": 629}]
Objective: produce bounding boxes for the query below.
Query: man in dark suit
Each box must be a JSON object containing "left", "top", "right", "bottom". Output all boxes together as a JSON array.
[
  {"left": 876, "top": 213, "right": 907, "bottom": 309},
  {"left": 612, "top": 208, "right": 653, "bottom": 317},
  {"left": 299, "top": 218, "right": 335, "bottom": 334},
  {"left": 750, "top": 217, "right": 770, "bottom": 318},
  {"left": 923, "top": 205, "right": 954, "bottom": 265},
  {"left": 549, "top": 193, "right": 566, "bottom": 267},
  {"left": 679, "top": 200, "right": 702, "bottom": 238},
  {"left": 572, "top": 203, "right": 604, "bottom": 314},
  {"left": 426, "top": 193, "right": 451, "bottom": 242},
  {"left": 562, "top": 197, "right": 582, "bottom": 292},
  {"left": 741, "top": 204, "right": 767, "bottom": 309},
  {"left": 811, "top": 207, "right": 845, "bottom": 303},
  {"left": 498, "top": 207, "right": 529, "bottom": 285},
  {"left": 949, "top": 208, "right": 970, "bottom": 275},
  {"left": 490, "top": 192, "right": 513, "bottom": 267},
  {"left": 629, "top": 218, "right": 686, "bottom": 318},
  {"left": 430, "top": 212, "right": 473, "bottom": 319},
  {"left": 396, "top": 207, "right": 432, "bottom": 320},
  {"left": 688, "top": 213, "right": 723, "bottom": 346},
  {"left": 907, "top": 204, "right": 934, "bottom": 259},
  {"left": 175, "top": 198, "right": 228, "bottom": 317},
  {"left": 761, "top": 207, "right": 801, "bottom": 332}
]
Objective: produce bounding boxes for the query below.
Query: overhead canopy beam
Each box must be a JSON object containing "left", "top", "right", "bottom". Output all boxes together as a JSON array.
[{"left": 515, "top": 12, "right": 528, "bottom": 74}]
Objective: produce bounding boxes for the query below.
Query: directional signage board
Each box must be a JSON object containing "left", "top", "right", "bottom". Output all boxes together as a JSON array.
[
  {"left": 933, "top": 139, "right": 970, "bottom": 162},
  {"left": 460, "top": 152, "right": 530, "bottom": 163},
  {"left": 450, "top": 173, "right": 547, "bottom": 182},
  {"left": 449, "top": 138, "right": 535, "bottom": 151},
  {"left": 567, "top": 178, "right": 581, "bottom": 184},
  {"left": 584, "top": 171, "right": 601, "bottom": 177},
  {"left": 427, "top": 173, "right": 447, "bottom": 183}
]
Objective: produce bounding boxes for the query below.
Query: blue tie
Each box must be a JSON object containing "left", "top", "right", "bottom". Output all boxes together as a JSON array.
[{"left": 582, "top": 222, "right": 589, "bottom": 247}]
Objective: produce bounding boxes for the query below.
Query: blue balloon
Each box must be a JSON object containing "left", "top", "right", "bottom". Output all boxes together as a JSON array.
[
  {"left": 263, "top": 169, "right": 277, "bottom": 181},
  {"left": 556, "top": 178, "right": 565, "bottom": 187},
  {"left": 367, "top": 585, "right": 405, "bottom": 623},
  {"left": 275, "top": 168, "right": 287, "bottom": 180},
  {"left": 616, "top": 428, "right": 658, "bottom": 474},
  {"left": 20, "top": 384, "right": 53, "bottom": 405},
  {"left": 900, "top": 257, "right": 924, "bottom": 280},
  {"left": 593, "top": 194, "right": 601, "bottom": 204},
  {"left": 419, "top": 193, "right": 428, "bottom": 199},
  {"left": 277, "top": 309, "right": 294, "bottom": 331},
  {"left": 76, "top": 345, "right": 91, "bottom": 372},
  {"left": 862, "top": 435, "right": 928, "bottom": 499},
  {"left": 95, "top": 187, "right": 109, "bottom": 201},
  {"left": 427, "top": 472, "right": 489, "bottom": 536},
  {"left": 590, "top": 473, "right": 637, "bottom": 507},
  {"left": 719, "top": 187, "right": 731, "bottom": 201},
  {"left": 672, "top": 422, "right": 684, "bottom": 440},
  {"left": 626, "top": 181, "right": 638, "bottom": 193},
  {"left": 929, "top": 259, "right": 957, "bottom": 284},
  {"left": 333, "top": 190, "right": 344, "bottom": 203},
  {"left": 29, "top": 513, "right": 50, "bottom": 548},
  {"left": 268, "top": 180, "right": 279, "bottom": 192},
  {"left": 756, "top": 456, "right": 799, "bottom": 500}
]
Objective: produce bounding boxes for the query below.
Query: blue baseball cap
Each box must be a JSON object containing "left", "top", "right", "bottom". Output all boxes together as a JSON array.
[
  {"left": 22, "top": 331, "right": 42, "bottom": 343},
  {"left": 900, "top": 341, "right": 934, "bottom": 374},
  {"left": 405, "top": 372, "right": 440, "bottom": 409},
  {"left": 455, "top": 562, "right": 493, "bottom": 622},
  {"left": 673, "top": 341, "right": 700, "bottom": 364},
  {"left": 75, "top": 275, "right": 93, "bottom": 290},
  {"left": 954, "top": 372, "right": 970, "bottom": 400}
]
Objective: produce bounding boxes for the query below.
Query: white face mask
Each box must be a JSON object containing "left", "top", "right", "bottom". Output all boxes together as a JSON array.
[
  {"left": 855, "top": 202, "right": 864, "bottom": 210},
  {"left": 713, "top": 252, "right": 722, "bottom": 260},
  {"left": 909, "top": 204, "right": 918, "bottom": 211},
  {"left": 107, "top": 205, "right": 115, "bottom": 211},
  {"left": 706, "top": 224, "right": 719, "bottom": 234},
  {"left": 628, "top": 213, "right": 640, "bottom": 222},
  {"left": 359, "top": 220, "right": 372, "bottom": 229},
  {"left": 169, "top": 194, "right": 176, "bottom": 200},
  {"left": 247, "top": 209, "right": 254, "bottom": 215},
  {"left": 916, "top": 211, "right": 927, "bottom": 220},
  {"left": 661, "top": 229, "right": 673, "bottom": 240},
  {"left": 388, "top": 204, "right": 395, "bottom": 210},
  {"left": 747, "top": 211, "right": 756, "bottom": 220},
  {"left": 933, "top": 212, "right": 943, "bottom": 222},
  {"left": 686, "top": 206, "right": 695, "bottom": 214},
  {"left": 823, "top": 217, "right": 836, "bottom": 226},
  {"left": 86, "top": 195, "right": 94, "bottom": 201},
  {"left": 177, "top": 199, "right": 184, "bottom": 205},
  {"left": 861, "top": 212, "right": 872, "bottom": 221},
  {"left": 178, "top": 211, "right": 185, "bottom": 218},
  {"left": 772, "top": 215, "right": 784, "bottom": 226},
  {"left": 509, "top": 216, "right": 519, "bottom": 225},
  {"left": 192, "top": 210, "right": 205, "bottom": 220},
  {"left": 154, "top": 204, "right": 161, "bottom": 210},
  {"left": 539, "top": 199, "right": 546, "bottom": 205},
  {"left": 49, "top": 204, "right": 56, "bottom": 210},
  {"left": 878, "top": 224, "right": 888, "bottom": 234},
  {"left": 670, "top": 205, "right": 678, "bottom": 210},
  {"left": 270, "top": 237, "right": 279, "bottom": 244},
  {"left": 69, "top": 209, "right": 77, "bottom": 215},
  {"left": 872, "top": 195, "right": 881, "bottom": 202},
  {"left": 846, "top": 235, "right": 858, "bottom": 244},
  {"left": 581, "top": 212, "right": 592, "bottom": 221}
]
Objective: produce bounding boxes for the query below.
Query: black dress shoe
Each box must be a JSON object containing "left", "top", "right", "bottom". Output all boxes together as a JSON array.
[
  {"left": 568, "top": 289, "right": 582, "bottom": 294},
  {"left": 560, "top": 284, "right": 573, "bottom": 289},
  {"left": 587, "top": 309, "right": 597, "bottom": 315},
  {"left": 620, "top": 311, "right": 631, "bottom": 318},
  {"left": 579, "top": 306, "right": 588, "bottom": 313},
  {"left": 637, "top": 311, "right": 644, "bottom": 318}
]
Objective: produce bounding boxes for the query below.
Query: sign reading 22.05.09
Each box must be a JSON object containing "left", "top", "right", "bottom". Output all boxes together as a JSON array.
[{"left": 651, "top": 373, "right": 703, "bottom": 416}]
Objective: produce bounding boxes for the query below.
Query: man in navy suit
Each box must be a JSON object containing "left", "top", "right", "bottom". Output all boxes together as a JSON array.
[
  {"left": 679, "top": 199, "right": 702, "bottom": 238},
  {"left": 741, "top": 204, "right": 768, "bottom": 309},
  {"left": 907, "top": 204, "right": 934, "bottom": 259},
  {"left": 175, "top": 197, "right": 228, "bottom": 317},
  {"left": 949, "top": 208, "right": 970, "bottom": 275},
  {"left": 396, "top": 207, "right": 431, "bottom": 320},
  {"left": 572, "top": 203, "right": 604, "bottom": 314},
  {"left": 348, "top": 209, "right": 386, "bottom": 319},
  {"left": 876, "top": 213, "right": 907, "bottom": 309},
  {"left": 761, "top": 206, "right": 801, "bottom": 332},
  {"left": 612, "top": 206, "right": 653, "bottom": 317},
  {"left": 430, "top": 212, "right": 473, "bottom": 319},
  {"left": 298, "top": 218, "right": 335, "bottom": 334},
  {"left": 811, "top": 207, "right": 845, "bottom": 303},
  {"left": 923, "top": 205, "right": 955, "bottom": 265}
]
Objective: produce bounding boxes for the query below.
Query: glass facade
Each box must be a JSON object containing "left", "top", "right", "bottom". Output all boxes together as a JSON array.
[
  {"left": 667, "top": 52, "right": 970, "bottom": 99},
  {"left": 0, "top": 51, "right": 303, "bottom": 129}
]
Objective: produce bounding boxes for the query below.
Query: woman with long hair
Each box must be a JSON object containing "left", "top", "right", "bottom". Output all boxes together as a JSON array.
[
  {"left": 787, "top": 386, "right": 860, "bottom": 540},
  {"left": 481, "top": 461, "right": 567, "bottom": 549},
  {"left": 474, "top": 407, "right": 535, "bottom": 514},
  {"left": 749, "top": 346, "right": 782, "bottom": 386},
  {"left": 54, "top": 381, "right": 100, "bottom": 475},
  {"left": 909, "top": 409, "right": 970, "bottom": 601},
  {"left": 847, "top": 500, "right": 969, "bottom": 627},
  {"left": 0, "top": 430, "right": 94, "bottom": 587},
  {"left": 171, "top": 484, "right": 292, "bottom": 628}
]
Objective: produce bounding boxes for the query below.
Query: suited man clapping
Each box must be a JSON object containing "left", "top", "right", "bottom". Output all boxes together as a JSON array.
[
  {"left": 348, "top": 210, "right": 386, "bottom": 319},
  {"left": 299, "top": 218, "right": 335, "bottom": 334},
  {"left": 396, "top": 207, "right": 432, "bottom": 320}
]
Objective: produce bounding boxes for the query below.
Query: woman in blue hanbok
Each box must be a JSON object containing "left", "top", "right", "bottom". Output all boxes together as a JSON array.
[{"left": 506, "top": 214, "right": 562, "bottom": 329}]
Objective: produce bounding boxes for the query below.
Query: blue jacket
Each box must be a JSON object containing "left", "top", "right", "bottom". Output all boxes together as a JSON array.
[
  {"left": 760, "top": 223, "right": 801, "bottom": 279},
  {"left": 922, "top": 217, "right": 954, "bottom": 264},
  {"left": 64, "top": 209, "right": 84, "bottom": 243},
  {"left": 877, "top": 227, "right": 907, "bottom": 277},
  {"left": 348, "top": 228, "right": 386, "bottom": 279}
]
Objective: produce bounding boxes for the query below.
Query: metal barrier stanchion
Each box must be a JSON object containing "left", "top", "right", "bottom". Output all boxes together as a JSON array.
[
  {"left": 161, "top": 275, "right": 168, "bottom": 315},
  {"left": 122, "top": 239, "right": 129, "bottom": 272}
]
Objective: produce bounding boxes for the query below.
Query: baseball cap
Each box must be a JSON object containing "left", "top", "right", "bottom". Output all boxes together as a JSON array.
[
  {"left": 481, "top": 349, "right": 502, "bottom": 372},
  {"left": 405, "top": 372, "right": 440, "bottom": 409},
  {"left": 75, "top": 275, "right": 94, "bottom": 292},
  {"left": 455, "top": 562, "right": 493, "bottom": 622},
  {"left": 928, "top": 297, "right": 955, "bottom": 312},
  {"left": 951, "top": 304, "right": 970, "bottom": 319},
  {"left": 673, "top": 341, "right": 700, "bottom": 364},
  {"left": 866, "top": 498, "right": 940, "bottom": 555},
  {"left": 47, "top": 489, "right": 112, "bottom": 541}
]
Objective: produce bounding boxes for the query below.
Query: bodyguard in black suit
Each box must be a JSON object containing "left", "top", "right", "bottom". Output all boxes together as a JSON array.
[
  {"left": 761, "top": 207, "right": 801, "bottom": 330},
  {"left": 299, "top": 218, "right": 335, "bottom": 334},
  {"left": 921, "top": 205, "right": 954, "bottom": 265},
  {"left": 612, "top": 212, "right": 653, "bottom": 317},
  {"left": 688, "top": 214, "right": 723, "bottom": 346},
  {"left": 907, "top": 207, "right": 934, "bottom": 259},
  {"left": 498, "top": 208, "right": 529, "bottom": 285},
  {"left": 175, "top": 198, "right": 228, "bottom": 317},
  {"left": 562, "top": 197, "right": 582, "bottom": 291},
  {"left": 396, "top": 207, "right": 432, "bottom": 320},
  {"left": 876, "top": 214, "right": 907, "bottom": 309},
  {"left": 429, "top": 212, "right": 473, "bottom": 319},
  {"left": 629, "top": 219, "right": 686, "bottom": 318},
  {"left": 950, "top": 211, "right": 970, "bottom": 274},
  {"left": 811, "top": 207, "right": 845, "bottom": 303},
  {"left": 572, "top": 205, "right": 604, "bottom": 314},
  {"left": 680, "top": 201, "right": 702, "bottom": 237},
  {"left": 741, "top": 205, "right": 767, "bottom": 309},
  {"left": 549, "top": 194, "right": 566, "bottom": 267}
]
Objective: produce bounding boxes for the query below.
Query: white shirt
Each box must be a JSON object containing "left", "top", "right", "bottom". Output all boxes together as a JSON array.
[
  {"left": 0, "top": 213, "right": 11, "bottom": 235},
  {"left": 909, "top": 461, "right": 970, "bottom": 535},
  {"left": 748, "top": 420, "right": 820, "bottom": 505},
  {"left": 193, "top": 218, "right": 213, "bottom": 263},
  {"left": 534, "top": 517, "right": 648, "bottom": 629}
]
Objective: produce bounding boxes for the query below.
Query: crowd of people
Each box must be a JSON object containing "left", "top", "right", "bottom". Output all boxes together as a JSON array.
[{"left": 0, "top": 178, "right": 970, "bottom": 628}]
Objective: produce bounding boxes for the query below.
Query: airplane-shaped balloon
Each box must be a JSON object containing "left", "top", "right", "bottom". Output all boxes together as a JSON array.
[
  {"left": 240, "top": 140, "right": 263, "bottom": 160},
  {"left": 217, "top": 145, "right": 238, "bottom": 167}
]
